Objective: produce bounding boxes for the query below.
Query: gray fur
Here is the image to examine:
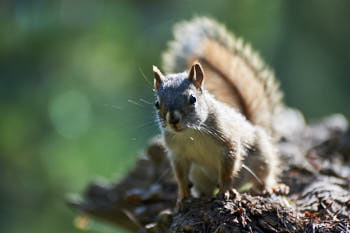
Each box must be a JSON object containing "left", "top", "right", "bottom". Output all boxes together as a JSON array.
[
  {"left": 162, "top": 17, "right": 284, "bottom": 136},
  {"left": 156, "top": 72, "right": 208, "bottom": 130},
  {"left": 154, "top": 67, "right": 280, "bottom": 199}
]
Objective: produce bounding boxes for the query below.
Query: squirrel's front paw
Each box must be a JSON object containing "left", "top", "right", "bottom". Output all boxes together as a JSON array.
[
  {"left": 216, "top": 188, "right": 240, "bottom": 201},
  {"left": 263, "top": 183, "right": 290, "bottom": 196},
  {"left": 175, "top": 197, "right": 192, "bottom": 212}
]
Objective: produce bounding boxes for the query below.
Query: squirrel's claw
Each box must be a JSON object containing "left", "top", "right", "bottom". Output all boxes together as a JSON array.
[
  {"left": 216, "top": 188, "right": 240, "bottom": 201},
  {"left": 263, "top": 183, "right": 290, "bottom": 196}
]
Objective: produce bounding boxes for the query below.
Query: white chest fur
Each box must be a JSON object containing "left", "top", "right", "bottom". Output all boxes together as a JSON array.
[{"left": 165, "top": 128, "right": 225, "bottom": 172}]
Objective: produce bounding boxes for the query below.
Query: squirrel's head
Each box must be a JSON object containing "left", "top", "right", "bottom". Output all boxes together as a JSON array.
[{"left": 153, "top": 62, "right": 208, "bottom": 133}]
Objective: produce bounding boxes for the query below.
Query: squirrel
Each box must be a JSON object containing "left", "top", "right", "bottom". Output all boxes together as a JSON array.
[{"left": 152, "top": 17, "right": 287, "bottom": 205}]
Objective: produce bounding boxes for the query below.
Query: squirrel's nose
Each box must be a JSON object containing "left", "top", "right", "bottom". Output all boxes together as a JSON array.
[{"left": 166, "top": 110, "right": 181, "bottom": 125}]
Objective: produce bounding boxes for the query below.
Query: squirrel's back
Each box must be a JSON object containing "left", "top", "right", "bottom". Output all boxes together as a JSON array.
[{"left": 162, "top": 17, "right": 283, "bottom": 136}]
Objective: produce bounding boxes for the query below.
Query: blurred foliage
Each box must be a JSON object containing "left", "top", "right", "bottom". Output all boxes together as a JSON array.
[{"left": 0, "top": 0, "right": 349, "bottom": 233}]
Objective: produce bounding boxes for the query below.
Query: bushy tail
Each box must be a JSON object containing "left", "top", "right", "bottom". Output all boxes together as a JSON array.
[{"left": 162, "top": 16, "right": 283, "bottom": 136}]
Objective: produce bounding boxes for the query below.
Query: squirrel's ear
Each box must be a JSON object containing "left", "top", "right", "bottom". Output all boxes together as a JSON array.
[
  {"left": 189, "top": 62, "right": 204, "bottom": 89},
  {"left": 188, "top": 64, "right": 195, "bottom": 80},
  {"left": 153, "top": 65, "right": 165, "bottom": 90}
]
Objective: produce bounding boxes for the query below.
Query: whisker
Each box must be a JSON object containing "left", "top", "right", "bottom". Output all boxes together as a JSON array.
[
  {"left": 136, "top": 120, "right": 160, "bottom": 130},
  {"left": 155, "top": 168, "right": 170, "bottom": 183},
  {"left": 138, "top": 67, "right": 153, "bottom": 87},
  {"left": 103, "top": 104, "right": 123, "bottom": 110},
  {"left": 139, "top": 98, "right": 152, "bottom": 105},
  {"left": 198, "top": 123, "right": 227, "bottom": 143},
  {"left": 142, "top": 128, "right": 161, "bottom": 139},
  {"left": 241, "top": 164, "right": 264, "bottom": 186},
  {"left": 127, "top": 99, "right": 146, "bottom": 108}
]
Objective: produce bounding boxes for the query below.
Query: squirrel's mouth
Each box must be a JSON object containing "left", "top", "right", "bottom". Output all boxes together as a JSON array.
[{"left": 169, "top": 123, "right": 183, "bottom": 132}]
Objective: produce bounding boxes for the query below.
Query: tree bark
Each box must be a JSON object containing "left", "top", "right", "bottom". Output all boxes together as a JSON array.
[{"left": 68, "top": 108, "right": 350, "bottom": 233}]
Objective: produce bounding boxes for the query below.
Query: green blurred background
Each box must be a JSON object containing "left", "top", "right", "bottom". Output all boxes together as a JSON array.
[{"left": 1, "top": 0, "right": 349, "bottom": 233}]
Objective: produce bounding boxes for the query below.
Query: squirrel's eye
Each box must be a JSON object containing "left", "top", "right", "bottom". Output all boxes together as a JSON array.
[
  {"left": 189, "top": 95, "right": 196, "bottom": 105},
  {"left": 155, "top": 100, "right": 160, "bottom": 109}
]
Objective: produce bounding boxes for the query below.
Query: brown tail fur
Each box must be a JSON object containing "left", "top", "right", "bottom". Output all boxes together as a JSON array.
[{"left": 162, "top": 17, "right": 283, "bottom": 137}]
